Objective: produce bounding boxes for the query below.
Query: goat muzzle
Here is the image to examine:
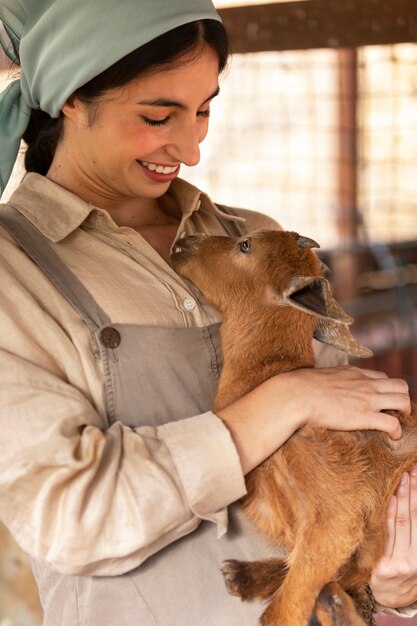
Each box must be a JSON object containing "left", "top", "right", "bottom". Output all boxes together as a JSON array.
[{"left": 172, "top": 234, "right": 207, "bottom": 257}]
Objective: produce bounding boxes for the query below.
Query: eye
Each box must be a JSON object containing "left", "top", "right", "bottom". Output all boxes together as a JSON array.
[
  {"left": 239, "top": 238, "right": 251, "bottom": 254},
  {"left": 142, "top": 116, "right": 170, "bottom": 127}
]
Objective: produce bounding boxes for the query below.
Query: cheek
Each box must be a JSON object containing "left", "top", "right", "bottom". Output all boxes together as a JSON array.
[
  {"left": 109, "top": 118, "right": 167, "bottom": 154},
  {"left": 198, "top": 119, "right": 210, "bottom": 144},
  {"left": 183, "top": 261, "right": 220, "bottom": 297}
]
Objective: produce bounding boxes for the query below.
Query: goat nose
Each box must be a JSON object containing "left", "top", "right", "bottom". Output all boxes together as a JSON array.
[
  {"left": 298, "top": 235, "right": 320, "bottom": 249},
  {"left": 180, "top": 233, "right": 208, "bottom": 243}
]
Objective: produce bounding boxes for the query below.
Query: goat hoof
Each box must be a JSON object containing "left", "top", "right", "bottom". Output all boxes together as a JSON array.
[
  {"left": 221, "top": 560, "right": 252, "bottom": 600},
  {"left": 355, "top": 585, "right": 376, "bottom": 626}
]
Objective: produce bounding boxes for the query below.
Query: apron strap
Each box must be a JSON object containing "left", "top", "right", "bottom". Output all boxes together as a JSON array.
[
  {"left": 215, "top": 204, "right": 248, "bottom": 238},
  {"left": 0, "top": 207, "right": 111, "bottom": 332}
]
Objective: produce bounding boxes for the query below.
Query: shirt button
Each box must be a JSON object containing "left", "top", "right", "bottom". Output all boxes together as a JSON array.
[
  {"left": 183, "top": 297, "right": 197, "bottom": 311},
  {"left": 100, "top": 327, "right": 121, "bottom": 348}
]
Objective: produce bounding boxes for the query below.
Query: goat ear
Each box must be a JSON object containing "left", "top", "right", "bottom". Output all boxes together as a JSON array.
[
  {"left": 314, "top": 318, "right": 373, "bottom": 358},
  {"left": 283, "top": 276, "right": 373, "bottom": 358},
  {"left": 285, "top": 276, "right": 353, "bottom": 324}
]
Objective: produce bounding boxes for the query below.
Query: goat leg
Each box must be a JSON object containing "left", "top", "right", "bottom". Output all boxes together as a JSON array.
[
  {"left": 312, "top": 582, "right": 368, "bottom": 626},
  {"left": 221, "top": 557, "right": 287, "bottom": 601},
  {"left": 259, "top": 523, "right": 363, "bottom": 626}
]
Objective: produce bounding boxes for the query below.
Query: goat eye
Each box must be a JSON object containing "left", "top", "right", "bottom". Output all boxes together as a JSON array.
[{"left": 239, "top": 238, "right": 251, "bottom": 253}]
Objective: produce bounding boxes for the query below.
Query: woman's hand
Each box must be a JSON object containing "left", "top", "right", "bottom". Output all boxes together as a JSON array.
[
  {"left": 294, "top": 366, "right": 409, "bottom": 437},
  {"left": 371, "top": 466, "right": 417, "bottom": 609},
  {"left": 217, "top": 365, "right": 410, "bottom": 475}
]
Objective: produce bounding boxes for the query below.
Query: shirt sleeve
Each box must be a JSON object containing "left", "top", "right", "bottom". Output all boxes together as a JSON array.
[
  {"left": 377, "top": 603, "right": 417, "bottom": 618},
  {"left": 0, "top": 347, "right": 246, "bottom": 577}
]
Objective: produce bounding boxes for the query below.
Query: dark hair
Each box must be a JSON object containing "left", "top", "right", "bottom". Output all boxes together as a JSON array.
[{"left": 23, "top": 19, "right": 230, "bottom": 175}]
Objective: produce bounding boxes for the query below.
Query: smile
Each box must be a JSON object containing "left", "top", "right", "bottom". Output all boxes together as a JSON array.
[{"left": 140, "top": 160, "right": 179, "bottom": 174}]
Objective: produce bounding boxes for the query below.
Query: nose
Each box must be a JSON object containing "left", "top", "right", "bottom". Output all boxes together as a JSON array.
[{"left": 169, "top": 121, "right": 203, "bottom": 167}]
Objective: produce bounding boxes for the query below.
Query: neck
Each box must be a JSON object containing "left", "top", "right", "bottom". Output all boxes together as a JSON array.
[{"left": 214, "top": 306, "right": 315, "bottom": 411}]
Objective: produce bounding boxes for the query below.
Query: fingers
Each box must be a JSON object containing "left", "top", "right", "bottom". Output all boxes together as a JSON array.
[
  {"left": 365, "top": 374, "right": 410, "bottom": 423},
  {"left": 339, "top": 368, "right": 410, "bottom": 415},
  {"left": 382, "top": 495, "right": 397, "bottom": 558},
  {"left": 376, "top": 394, "right": 411, "bottom": 416},
  {"left": 371, "top": 468, "right": 417, "bottom": 608},
  {"left": 388, "top": 418, "right": 403, "bottom": 440},
  {"left": 287, "top": 366, "right": 410, "bottom": 437},
  {"left": 349, "top": 366, "right": 409, "bottom": 396},
  {"left": 387, "top": 467, "right": 417, "bottom": 556},
  {"left": 394, "top": 473, "right": 412, "bottom": 556},
  {"left": 410, "top": 467, "right": 417, "bottom": 550},
  {"left": 372, "top": 377, "right": 411, "bottom": 415},
  {"left": 358, "top": 368, "right": 389, "bottom": 379},
  {"left": 361, "top": 411, "right": 402, "bottom": 439}
]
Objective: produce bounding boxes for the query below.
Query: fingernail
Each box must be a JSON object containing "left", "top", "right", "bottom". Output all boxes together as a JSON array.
[
  {"left": 401, "top": 473, "right": 409, "bottom": 485},
  {"left": 389, "top": 495, "right": 397, "bottom": 507},
  {"left": 412, "top": 466, "right": 417, "bottom": 477}
]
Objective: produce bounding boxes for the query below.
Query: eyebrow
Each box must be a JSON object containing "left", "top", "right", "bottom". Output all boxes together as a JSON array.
[{"left": 138, "top": 86, "right": 220, "bottom": 109}]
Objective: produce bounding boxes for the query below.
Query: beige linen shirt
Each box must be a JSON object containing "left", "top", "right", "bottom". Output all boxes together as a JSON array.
[{"left": 0, "top": 173, "right": 413, "bottom": 617}]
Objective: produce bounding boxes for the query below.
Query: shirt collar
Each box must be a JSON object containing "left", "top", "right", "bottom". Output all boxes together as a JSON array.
[
  {"left": 5, "top": 172, "right": 245, "bottom": 242},
  {"left": 6, "top": 173, "right": 94, "bottom": 242}
]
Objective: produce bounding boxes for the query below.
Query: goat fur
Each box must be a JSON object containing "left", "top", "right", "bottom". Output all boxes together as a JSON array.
[{"left": 171, "top": 229, "right": 417, "bottom": 626}]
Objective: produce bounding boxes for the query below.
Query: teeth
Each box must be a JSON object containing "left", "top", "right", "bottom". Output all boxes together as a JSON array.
[{"left": 140, "top": 161, "right": 178, "bottom": 175}]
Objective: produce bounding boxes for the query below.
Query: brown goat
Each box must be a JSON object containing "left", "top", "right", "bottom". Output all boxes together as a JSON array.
[{"left": 171, "top": 229, "right": 417, "bottom": 626}]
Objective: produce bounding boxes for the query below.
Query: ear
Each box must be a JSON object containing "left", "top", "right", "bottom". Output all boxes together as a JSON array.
[
  {"left": 285, "top": 276, "right": 353, "bottom": 324},
  {"left": 314, "top": 318, "right": 373, "bottom": 358},
  {"left": 280, "top": 276, "right": 373, "bottom": 358},
  {"left": 61, "top": 95, "right": 88, "bottom": 124}
]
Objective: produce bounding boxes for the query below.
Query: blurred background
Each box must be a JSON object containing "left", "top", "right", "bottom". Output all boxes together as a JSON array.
[{"left": 1, "top": 0, "right": 416, "bottom": 624}]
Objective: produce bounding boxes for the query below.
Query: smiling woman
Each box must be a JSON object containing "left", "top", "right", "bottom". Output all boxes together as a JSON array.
[
  {"left": 21, "top": 22, "right": 225, "bottom": 262},
  {"left": 0, "top": 2, "right": 415, "bottom": 626},
  {"left": 47, "top": 45, "right": 221, "bottom": 244}
]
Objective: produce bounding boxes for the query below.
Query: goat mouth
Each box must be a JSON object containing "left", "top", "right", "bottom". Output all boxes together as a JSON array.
[
  {"left": 172, "top": 236, "right": 202, "bottom": 258},
  {"left": 171, "top": 242, "right": 196, "bottom": 258},
  {"left": 171, "top": 239, "right": 195, "bottom": 263}
]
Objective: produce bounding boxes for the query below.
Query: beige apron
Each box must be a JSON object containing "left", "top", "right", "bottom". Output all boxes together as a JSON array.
[{"left": 0, "top": 210, "right": 279, "bottom": 626}]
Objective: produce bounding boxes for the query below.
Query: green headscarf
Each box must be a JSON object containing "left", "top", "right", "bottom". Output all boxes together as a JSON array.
[{"left": 0, "top": 0, "right": 221, "bottom": 193}]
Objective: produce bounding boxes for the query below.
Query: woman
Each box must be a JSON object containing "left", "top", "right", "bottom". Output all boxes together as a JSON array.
[{"left": 0, "top": 1, "right": 415, "bottom": 624}]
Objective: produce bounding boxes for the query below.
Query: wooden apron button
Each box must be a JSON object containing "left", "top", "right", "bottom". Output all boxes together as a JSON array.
[{"left": 100, "top": 327, "right": 121, "bottom": 348}]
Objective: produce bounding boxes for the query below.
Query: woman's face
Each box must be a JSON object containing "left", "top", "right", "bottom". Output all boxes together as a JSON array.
[{"left": 58, "top": 45, "right": 220, "bottom": 206}]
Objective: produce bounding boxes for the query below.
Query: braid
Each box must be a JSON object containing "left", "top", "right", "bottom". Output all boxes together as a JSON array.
[{"left": 22, "top": 109, "right": 63, "bottom": 175}]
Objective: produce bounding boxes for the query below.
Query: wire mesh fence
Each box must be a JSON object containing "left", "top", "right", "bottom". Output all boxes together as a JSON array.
[
  {"left": 182, "top": 44, "right": 417, "bottom": 249},
  {"left": 359, "top": 44, "right": 417, "bottom": 243}
]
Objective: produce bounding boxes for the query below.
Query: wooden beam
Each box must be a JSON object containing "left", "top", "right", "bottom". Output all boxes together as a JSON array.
[
  {"left": 218, "top": 0, "right": 417, "bottom": 52},
  {"left": 337, "top": 49, "right": 359, "bottom": 243},
  {"left": 333, "top": 49, "right": 360, "bottom": 301}
]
